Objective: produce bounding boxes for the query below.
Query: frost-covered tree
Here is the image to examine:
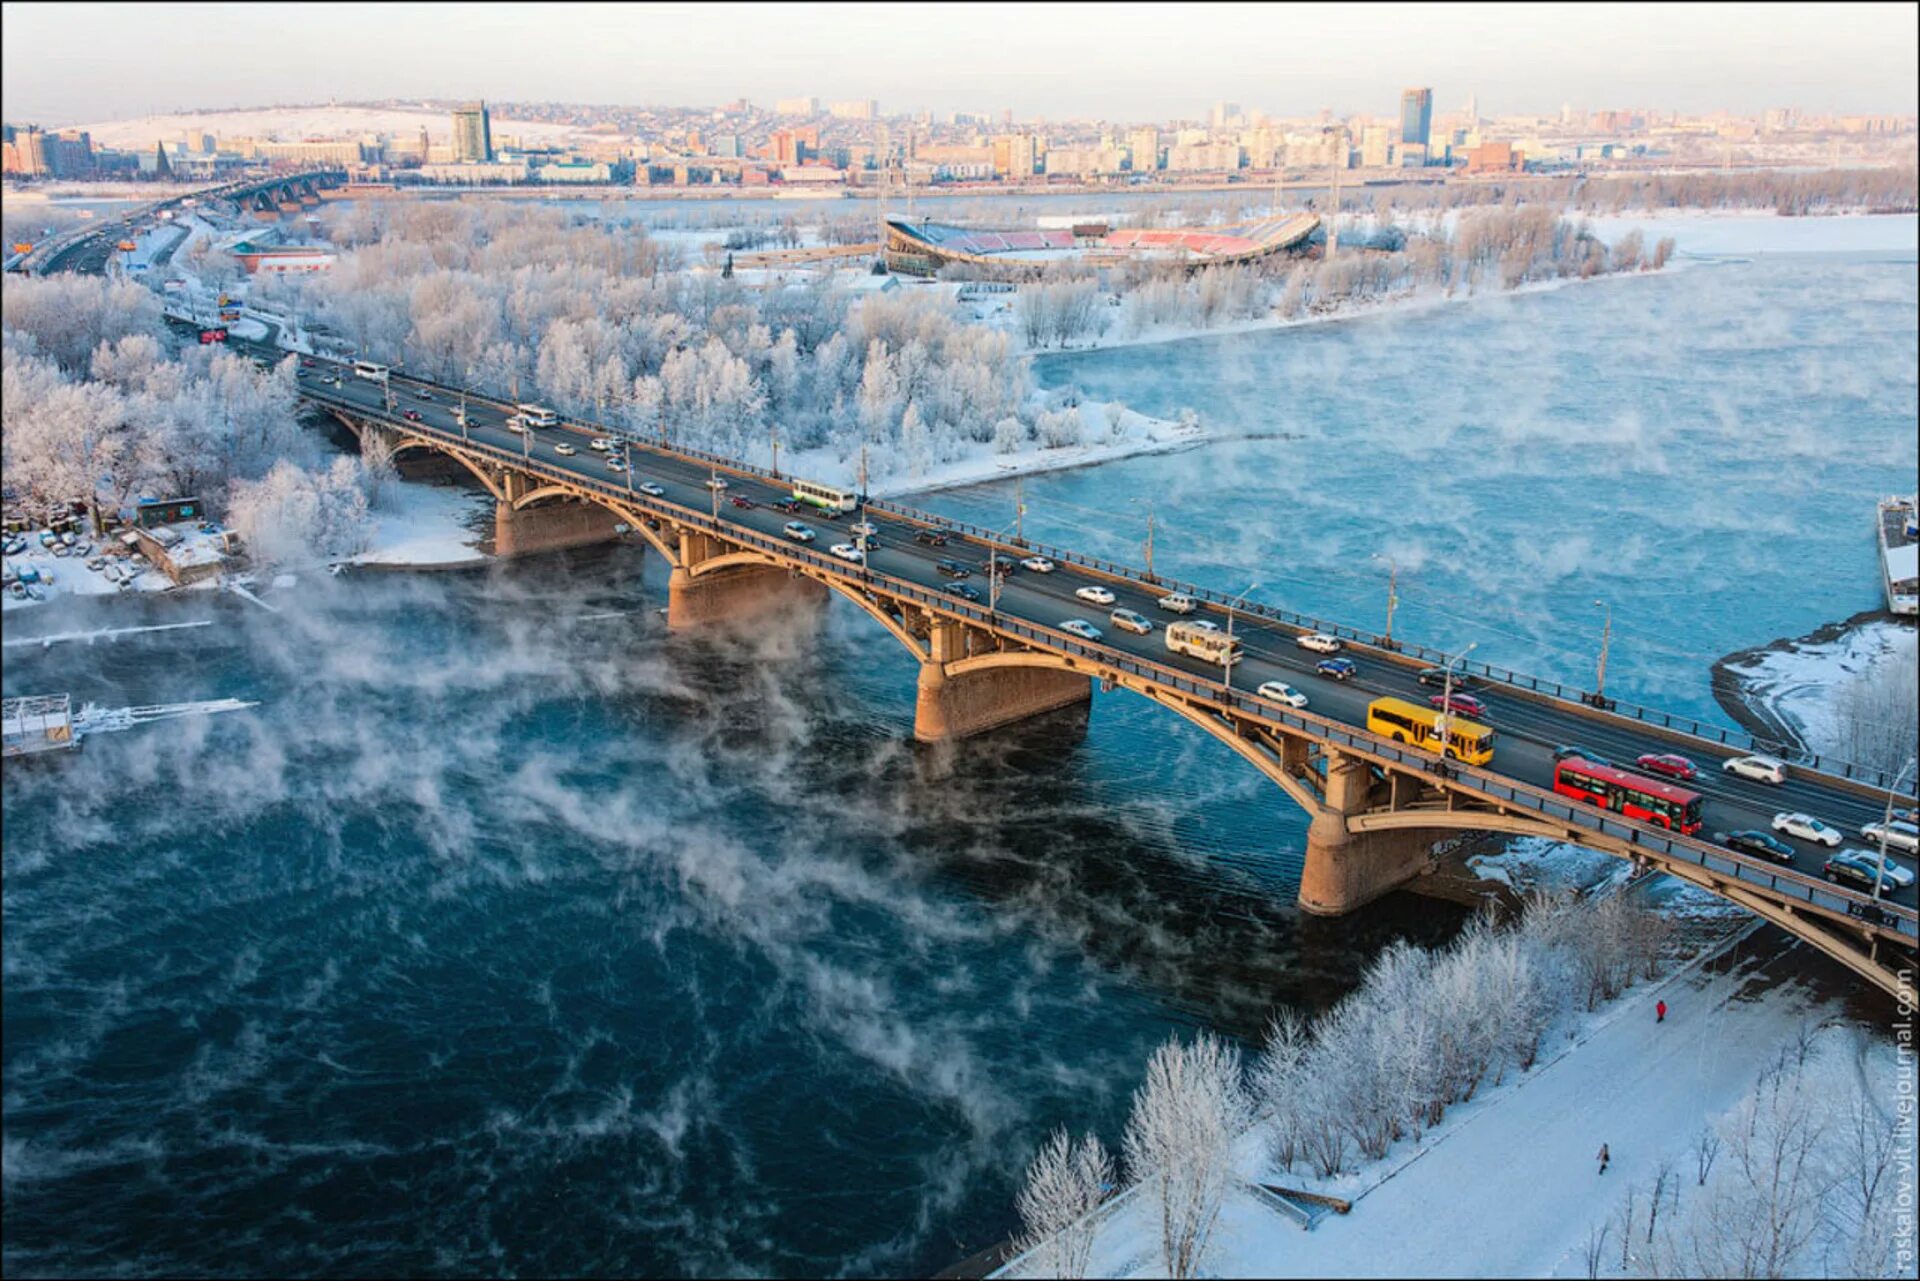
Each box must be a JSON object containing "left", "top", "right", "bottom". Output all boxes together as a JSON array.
[
  {"left": 1013, "top": 1128, "right": 1113, "bottom": 1280},
  {"left": 1123, "top": 1031, "right": 1252, "bottom": 1280}
]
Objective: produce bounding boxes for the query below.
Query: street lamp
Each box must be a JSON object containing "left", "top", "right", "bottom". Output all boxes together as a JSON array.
[
  {"left": 1592, "top": 599, "right": 1613, "bottom": 707},
  {"left": 1439, "top": 641, "right": 1478, "bottom": 757},
  {"left": 1872, "top": 755, "right": 1918, "bottom": 901},
  {"left": 1372, "top": 553, "right": 1399, "bottom": 650},
  {"left": 624, "top": 439, "right": 633, "bottom": 494},
  {"left": 1224, "top": 581, "right": 1259, "bottom": 691},
  {"left": 1131, "top": 497, "right": 1156, "bottom": 582},
  {"left": 986, "top": 518, "right": 1019, "bottom": 615},
  {"left": 710, "top": 468, "right": 721, "bottom": 521}
]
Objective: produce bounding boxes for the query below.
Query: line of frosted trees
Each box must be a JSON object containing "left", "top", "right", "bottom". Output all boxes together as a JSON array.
[
  {"left": 257, "top": 201, "right": 1038, "bottom": 486},
  {"left": 1011, "top": 890, "right": 1679, "bottom": 1279}
]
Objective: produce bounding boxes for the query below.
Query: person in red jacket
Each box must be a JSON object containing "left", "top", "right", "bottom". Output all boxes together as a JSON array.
[{"left": 1657, "top": 999, "right": 1667, "bottom": 1023}]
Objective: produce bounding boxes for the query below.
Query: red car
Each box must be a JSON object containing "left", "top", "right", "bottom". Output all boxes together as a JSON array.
[
  {"left": 402, "top": 409, "right": 422, "bottom": 422},
  {"left": 730, "top": 495, "right": 754, "bottom": 509},
  {"left": 1635, "top": 753, "right": 1698, "bottom": 782},
  {"left": 1429, "top": 692, "right": 1487, "bottom": 718},
  {"left": 300, "top": 358, "right": 316, "bottom": 368}
]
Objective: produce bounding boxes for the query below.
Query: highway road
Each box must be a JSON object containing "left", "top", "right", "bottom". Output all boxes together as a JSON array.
[{"left": 277, "top": 351, "right": 1917, "bottom": 909}]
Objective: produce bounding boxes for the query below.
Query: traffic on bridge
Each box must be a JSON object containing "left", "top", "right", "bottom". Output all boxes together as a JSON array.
[{"left": 248, "top": 342, "right": 1917, "bottom": 994}]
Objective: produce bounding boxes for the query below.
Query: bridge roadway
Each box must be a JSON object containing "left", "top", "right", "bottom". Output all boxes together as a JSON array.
[
  {"left": 255, "top": 348, "right": 1917, "bottom": 990},
  {"left": 34, "top": 170, "right": 344, "bottom": 276}
]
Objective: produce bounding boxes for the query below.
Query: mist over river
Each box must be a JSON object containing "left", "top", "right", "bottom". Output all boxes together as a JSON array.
[{"left": 4, "top": 245, "right": 1914, "bottom": 1277}]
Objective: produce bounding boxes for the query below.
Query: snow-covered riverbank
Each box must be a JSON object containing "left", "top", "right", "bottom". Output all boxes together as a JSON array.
[{"left": 1713, "top": 612, "right": 1918, "bottom": 768}]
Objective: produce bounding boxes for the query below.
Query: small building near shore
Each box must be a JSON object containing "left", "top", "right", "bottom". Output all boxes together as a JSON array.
[{"left": 125, "top": 500, "right": 239, "bottom": 584}]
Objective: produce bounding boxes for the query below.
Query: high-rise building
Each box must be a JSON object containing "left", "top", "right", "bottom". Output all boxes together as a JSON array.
[
  {"left": 1400, "top": 88, "right": 1433, "bottom": 150},
  {"left": 3, "top": 124, "right": 49, "bottom": 176},
  {"left": 1128, "top": 127, "right": 1159, "bottom": 172},
  {"left": 774, "top": 96, "right": 820, "bottom": 117},
  {"left": 452, "top": 102, "right": 493, "bottom": 162},
  {"left": 1210, "top": 101, "right": 1241, "bottom": 131},
  {"left": 991, "top": 133, "right": 1035, "bottom": 179},
  {"left": 829, "top": 99, "right": 878, "bottom": 121},
  {"left": 1360, "top": 124, "right": 1393, "bottom": 168}
]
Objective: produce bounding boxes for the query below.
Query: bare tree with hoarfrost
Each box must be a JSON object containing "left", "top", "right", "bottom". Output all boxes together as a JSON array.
[
  {"left": 1123, "top": 1031, "right": 1253, "bottom": 1280},
  {"left": 1013, "top": 1127, "right": 1113, "bottom": 1280}
]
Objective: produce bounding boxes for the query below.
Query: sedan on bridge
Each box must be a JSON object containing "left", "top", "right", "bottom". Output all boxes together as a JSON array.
[
  {"left": 829, "top": 543, "right": 865, "bottom": 564},
  {"left": 1723, "top": 754, "right": 1788, "bottom": 785},
  {"left": 402, "top": 409, "right": 422, "bottom": 422},
  {"left": 1075, "top": 585, "right": 1117, "bottom": 606},
  {"left": 1059, "top": 619, "right": 1103, "bottom": 641},
  {"left": 1316, "top": 658, "right": 1357, "bottom": 681},
  {"left": 1256, "top": 680, "right": 1309, "bottom": 709},
  {"left": 1156, "top": 592, "right": 1197, "bottom": 614},
  {"left": 782, "top": 521, "right": 816, "bottom": 543},
  {"left": 1635, "top": 753, "right": 1699, "bottom": 782},
  {"left": 604, "top": 457, "right": 626, "bottom": 472},
  {"left": 1719, "top": 830, "right": 1797, "bottom": 865},
  {"left": 553, "top": 443, "right": 577, "bottom": 456},
  {"left": 1021, "top": 556, "right": 1056, "bottom": 573},
  {"left": 942, "top": 581, "right": 982, "bottom": 602},
  {"left": 1554, "top": 745, "right": 1610, "bottom": 767},
  {"left": 1110, "top": 608, "right": 1153, "bottom": 635},
  {"left": 1861, "top": 820, "right": 1920, "bottom": 855},
  {"left": 730, "top": 495, "right": 754, "bottom": 509},
  {"left": 935, "top": 559, "right": 970, "bottom": 578},
  {"left": 914, "top": 530, "right": 950, "bottom": 547},
  {"left": 705, "top": 476, "right": 729, "bottom": 491},
  {"left": 1831, "top": 848, "right": 1915, "bottom": 891},
  {"left": 1771, "top": 812, "right": 1844, "bottom": 848},
  {"left": 1296, "top": 632, "right": 1343, "bottom": 654},
  {"left": 1824, "top": 851, "right": 1896, "bottom": 894},
  {"left": 1417, "top": 667, "right": 1480, "bottom": 690},
  {"left": 637, "top": 482, "right": 665, "bottom": 498},
  {"left": 850, "top": 521, "right": 878, "bottom": 538},
  {"left": 1429, "top": 692, "right": 1487, "bottom": 718}
]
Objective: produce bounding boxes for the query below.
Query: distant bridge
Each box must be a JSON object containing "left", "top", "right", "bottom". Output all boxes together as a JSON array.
[{"left": 247, "top": 348, "right": 1917, "bottom": 997}]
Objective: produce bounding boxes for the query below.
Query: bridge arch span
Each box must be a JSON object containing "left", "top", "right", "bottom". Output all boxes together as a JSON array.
[
  {"left": 810, "top": 574, "right": 930, "bottom": 664},
  {"left": 383, "top": 436, "right": 509, "bottom": 503}
]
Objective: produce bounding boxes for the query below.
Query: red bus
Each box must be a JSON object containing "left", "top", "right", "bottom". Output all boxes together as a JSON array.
[
  {"left": 199, "top": 327, "right": 228, "bottom": 344},
  {"left": 1554, "top": 757, "right": 1703, "bottom": 834}
]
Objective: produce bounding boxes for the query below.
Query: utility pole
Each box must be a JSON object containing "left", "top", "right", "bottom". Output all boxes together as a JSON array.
[
  {"left": 1373, "top": 553, "right": 1398, "bottom": 649},
  {"left": 1015, "top": 479, "right": 1025, "bottom": 545},
  {"left": 1143, "top": 502, "right": 1155, "bottom": 580},
  {"left": 769, "top": 427, "right": 780, "bottom": 480},
  {"left": 1593, "top": 599, "right": 1612, "bottom": 704},
  {"left": 1224, "top": 582, "right": 1259, "bottom": 692},
  {"left": 858, "top": 445, "right": 869, "bottom": 502},
  {"left": 710, "top": 469, "right": 721, "bottom": 521},
  {"left": 1440, "top": 642, "right": 1477, "bottom": 755},
  {"left": 1327, "top": 129, "right": 1342, "bottom": 261}
]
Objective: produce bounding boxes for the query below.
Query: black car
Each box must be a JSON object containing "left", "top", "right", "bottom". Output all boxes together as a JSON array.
[
  {"left": 1418, "top": 668, "right": 1479, "bottom": 689},
  {"left": 1553, "top": 745, "right": 1610, "bottom": 767},
  {"left": 934, "top": 558, "right": 970, "bottom": 578},
  {"left": 1720, "top": 830, "right": 1796, "bottom": 865},
  {"left": 986, "top": 558, "right": 1017, "bottom": 578},
  {"left": 1824, "top": 851, "right": 1888, "bottom": 894},
  {"left": 941, "top": 581, "right": 982, "bottom": 602},
  {"left": 914, "top": 530, "right": 950, "bottom": 547}
]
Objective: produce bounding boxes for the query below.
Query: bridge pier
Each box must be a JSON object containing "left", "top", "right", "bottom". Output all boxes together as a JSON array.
[
  {"left": 1297, "top": 749, "right": 1443, "bottom": 915},
  {"left": 666, "top": 562, "right": 826, "bottom": 629},
  {"left": 492, "top": 497, "right": 625, "bottom": 559},
  {"left": 913, "top": 619, "right": 1091, "bottom": 743}
]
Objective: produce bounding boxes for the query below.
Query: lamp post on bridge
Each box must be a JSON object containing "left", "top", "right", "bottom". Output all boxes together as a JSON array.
[
  {"left": 1872, "top": 754, "right": 1917, "bottom": 903},
  {"left": 1224, "top": 581, "right": 1260, "bottom": 692},
  {"left": 1131, "top": 497, "right": 1156, "bottom": 582},
  {"left": 710, "top": 468, "right": 722, "bottom": 522},
  {"left": 1591, "top": 599, "right": 1614, "bottom": 710},
  {"left": 987, "top": 518, "right": 1019, "bottom": 616},
  {"left": 624, "top": 438, "right": 633, "bottom": 495},
  {"left": 1439, "top": 641, "right": 1478, "bottom": 758},
  {"left": 1372, "top": 553, "right": 1399, "bottom": 651}
]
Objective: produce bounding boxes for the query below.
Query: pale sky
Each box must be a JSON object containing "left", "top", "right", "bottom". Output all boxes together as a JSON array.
[{"left": 3, "top": 1, "right": 1915, "bottom": 126}]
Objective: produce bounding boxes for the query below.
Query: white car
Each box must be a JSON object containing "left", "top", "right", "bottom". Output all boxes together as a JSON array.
[
  {"left": 1060, "top": 619, "right": 1103, "bottom": 641},
  {"left": 706, "top": 477, "right": 728, "bottom": 491},
  {"left": 553, "top": 443, "right": 577, "bottom": 456},
  {"left": 1075, "top": 585, "right": 1117, "bottom": 606},
  {"left": 588, "top": 439, "right": 612, "bottom": 452},
  {"left": 1296, "top": 632, "right": 1343, "bottom": 654},
  {"left": 829, "top": 542, "right": 864, "bottom": 564},
  {"left": 604, "top": 457, "right": 626, "bottom": 472},
  {"left": 850, "top": 521, "right": 878, "bottom": 537},
  {"left": 1861, "top": 820, "right": 1920, "bottom": 855},
  {"left": 782, "top": 521, "right": 816, "bottom": 543},
  {"left": 637, "top": 481, "right": 665, "bottom": 497},
  {"left": 504, "top": 417, "right": 525, "bottom": 433},
  {"left": 1157, "top": 592, "right": 1197, "bottom": 614},
  {"left": 1110, "top": 608, "right": 1153, "bottom": 635},
  {"left": 1256, "top": 680, "right": 1309, "bottom": 709},
  {"left": 1771, "top": 812, "right": 1843, "bottom": 848},
  {"left": 1021, "top": 556, "right": 1056, "bottom": 573},
  {"left": 1723, "top": 754, "right": 1788, "bottom": 785}
]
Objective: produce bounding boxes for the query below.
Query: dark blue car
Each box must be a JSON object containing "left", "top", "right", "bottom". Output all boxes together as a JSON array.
[{"left": 1316, "top": 658, "right": 1357, "bottom": 681}]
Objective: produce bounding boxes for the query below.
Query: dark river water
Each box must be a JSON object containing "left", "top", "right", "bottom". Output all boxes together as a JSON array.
[{"left": 4, "top": 249, "right": 1914, "bottom": 1277}]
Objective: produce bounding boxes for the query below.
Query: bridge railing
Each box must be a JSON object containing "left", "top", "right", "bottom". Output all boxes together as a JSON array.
[
  {"left": 302, "top": 370, "right": 1914, "bottom": 796},
  {"left": 307, "top": 388, "right": 1919, "bottom": 944}
]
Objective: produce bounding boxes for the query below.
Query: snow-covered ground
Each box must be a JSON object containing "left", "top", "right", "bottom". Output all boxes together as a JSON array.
[
  {"left": 351, "top": 483, "right": 492, "bottom": 567},
  {"left": 1005, "top": 929, "right": 1885, "bottom": 1280},
  {"left": 1717, "top": 617, "right": 1917, "bottom": 761}
]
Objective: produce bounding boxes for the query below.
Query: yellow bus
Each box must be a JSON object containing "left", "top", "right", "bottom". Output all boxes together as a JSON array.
[{"left": 1366, "top": 696, "right": 1496, "bottom": 766}]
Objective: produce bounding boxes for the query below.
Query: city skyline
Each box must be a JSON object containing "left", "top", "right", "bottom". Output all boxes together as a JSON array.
[{"left": 3, "top": 1, "right": 1916, "bottom": 126}]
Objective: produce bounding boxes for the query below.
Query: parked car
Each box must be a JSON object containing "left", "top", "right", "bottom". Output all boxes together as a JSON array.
[
  {"left": 1060, "top": 619, "right": 1103, "bottom": 641},
  {"left": 1157, "top": 592, "right": 1197, "bottom": 614},
  {"left": 1860, "top": 819, "right": 1920, "bottom": 855},
  {"left": 637, "top": 481, "right": 665, "bottom": 498},
  {"left": 829, "top": 543, "right": 865, "bottom": 564},
  {"left": 1428, "top": 692, "right": 1487, "bottom": 718},
  {"left": 1256, "top": 680, "right": 1308, "bottom": 709},
  {"left": 914, "top": 530, "right": 950, "bottom": 547},
  {"left": 942, "top": 581, "right": 982, "bottom": 602},
  {"left": 1771, "top": 812, "right": 1843, "bottom": 847},
  {"left": 1296, "top": 632, "right": 1343, "bottom": 654},
  {"left": 1075, "top": 585, "right": 1116, "bottom": 606},
  {"left": 1720, "top": 830, "right": 1797, "bottom": 865},
  {"left": 1021, "top": 556, "right": 1056, "bottom": 573},
  {"left": 934, "top": 558, "right": 970, "bottom": 578},
  {"left": 1723, "top": 754, "right": 1788, "bottom": 784},
  {"left": 1110, "top": 608, "right": 1153, "bottom": 635},
  {"left": 782, "top": 521, "right": 816, "bottom": 543},
  {"left": 1824, "top": 851, "right": 1893, "bottom": 894},
  {"left": 1316, "top": 658, "right": 1357, "bottom": 681},
  {"left": 1635, "top": 753, "right": 1699, "bottom": 781}
]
